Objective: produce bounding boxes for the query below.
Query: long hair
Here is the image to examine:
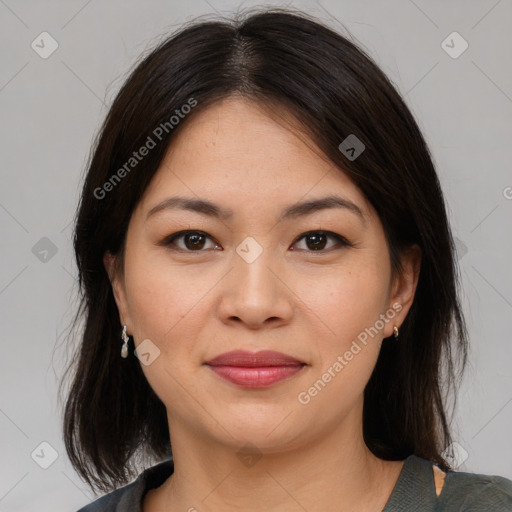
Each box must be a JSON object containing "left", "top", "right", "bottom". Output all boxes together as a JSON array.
[{"left": 60, "top": 7, "right": 468, "bottom": 493}]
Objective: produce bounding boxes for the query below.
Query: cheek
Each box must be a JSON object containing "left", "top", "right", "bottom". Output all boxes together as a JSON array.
[
  {"left": 294, "top": 267, "right": 388, "bottom": 413},
  {"left": 294, "top": 259, "right": 390, "bottom": 401},
  {"left": 123, "top": 249, "right": 199, "bottom": 342},
  {"left": 122, "top": 251, "right": 210, "bottom": 406},
  {"left": 296, "top": 262, "right": 389, "bottom": 336}
]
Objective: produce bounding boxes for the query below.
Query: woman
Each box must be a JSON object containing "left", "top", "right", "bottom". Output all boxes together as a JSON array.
[{"left": 62, "top": 8, "right": 512, "bottom": 511}]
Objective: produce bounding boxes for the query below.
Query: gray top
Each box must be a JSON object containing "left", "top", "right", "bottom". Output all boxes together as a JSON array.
[{"left": 76, "top": 454, "right": 512, "bottom": 511}]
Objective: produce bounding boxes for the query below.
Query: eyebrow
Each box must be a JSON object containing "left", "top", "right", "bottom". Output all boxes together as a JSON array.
[{"left": 146, "top": 195, "right": 366, "bottom": 225}]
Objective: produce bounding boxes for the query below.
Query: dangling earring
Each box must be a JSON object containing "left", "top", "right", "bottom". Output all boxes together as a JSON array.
[
  {"left": 121, "top": 325, "right": 129, "bottom": 358},
  {"left": 393, "top": 325, "right": 399, "bottom": 339}
]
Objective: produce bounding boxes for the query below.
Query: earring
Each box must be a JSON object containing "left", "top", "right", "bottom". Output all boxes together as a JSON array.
[
  {"left": 121, "top": 325, "right": 129, "bottom": 358},
  {"left": 393, "top": 325, "right": 399, "bottom": 339}
]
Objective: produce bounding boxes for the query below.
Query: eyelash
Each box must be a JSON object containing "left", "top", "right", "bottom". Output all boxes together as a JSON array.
[{"left": 160, "top": 230, "right": 352, "bottom": 253}]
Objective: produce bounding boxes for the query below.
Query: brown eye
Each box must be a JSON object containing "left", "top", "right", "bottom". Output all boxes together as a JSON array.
[
  {"left": 183, "top": 233, "right": 207, "bottom": 250},
  {"left": 162, "top": 231, "right": 220, "bottom": 251},
  {"left": 304, "top": 233, "right": 328, "bottom": 250},
  {"left": 292, "top": 231, "right": 351, "bottom": 252},
  {"left": 161, "top": 229, "right": 351, "bottom": 253}
]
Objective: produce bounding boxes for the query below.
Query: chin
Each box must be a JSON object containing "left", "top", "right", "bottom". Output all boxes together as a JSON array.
[{"left": 213, "top": 409, "right": 306, "bottom": 449}]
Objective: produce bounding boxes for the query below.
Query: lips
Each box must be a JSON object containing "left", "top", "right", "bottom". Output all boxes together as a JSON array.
[
  {"left": 204, "top": 350, "right": 304, "bottom": 367},
  {"left": 204, "top": 350, "right": 306, "bottom": 388}
]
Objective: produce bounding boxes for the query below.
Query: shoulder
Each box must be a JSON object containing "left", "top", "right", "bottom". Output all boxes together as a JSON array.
[
  {"left": 384, "top": 455, "right": 512, "bottom": 512},
  {"left": 74, "top": 459, "right": 174, "bottom": 512},
  {"left": 439, "top": 468, "right": 512, "bottom": 511},
  {"left": 75, "top": 483, "right": 136, "bottom": 512}
]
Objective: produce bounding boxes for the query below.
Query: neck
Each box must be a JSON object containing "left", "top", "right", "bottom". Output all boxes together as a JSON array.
[{"left": 148, "top": 406, "right": 404, "bottom": 512}]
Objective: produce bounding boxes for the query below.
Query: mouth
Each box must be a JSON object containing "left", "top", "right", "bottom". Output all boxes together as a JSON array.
[{"left": 204, "top": 350, "right": 307, "bottom": 388}]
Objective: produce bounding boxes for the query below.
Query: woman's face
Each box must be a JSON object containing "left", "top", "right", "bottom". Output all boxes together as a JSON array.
[{"left": 106, "top": 97, "right": 419, "bottom": 454}]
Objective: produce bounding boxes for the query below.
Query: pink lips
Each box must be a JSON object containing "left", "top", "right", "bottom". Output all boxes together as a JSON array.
[{"left": 204, "top": 350, "right": 306, "bottom": 388}]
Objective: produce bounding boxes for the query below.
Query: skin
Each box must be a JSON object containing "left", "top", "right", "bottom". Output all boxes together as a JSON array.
[{"left": 105, "top": 96, "right": 421, "bottom": 512}]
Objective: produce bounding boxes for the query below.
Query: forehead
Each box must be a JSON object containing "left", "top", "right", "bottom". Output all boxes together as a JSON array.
[{"left": 137, "top": 96, "right": 375, "bottom": 222}]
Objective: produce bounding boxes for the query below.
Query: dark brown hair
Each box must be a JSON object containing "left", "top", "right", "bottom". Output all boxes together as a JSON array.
[{"left": 60, "top": 7, "right": 468, "bottom": 493}]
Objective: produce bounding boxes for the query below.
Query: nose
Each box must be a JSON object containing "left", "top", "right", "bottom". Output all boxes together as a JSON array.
[{"left": 216, "top": 244, "right": 294, "bottom": 330}]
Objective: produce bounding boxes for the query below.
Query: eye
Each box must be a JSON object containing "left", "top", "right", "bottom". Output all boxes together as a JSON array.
[
  {"left": 291, "top": 230, "right": 352, "bottom": 252},
  {"left": 161, "top": 230, "right": 221, "bottom": 251},
  {"left": 160, "top": 229, "right": 351, "bottom": 253}
]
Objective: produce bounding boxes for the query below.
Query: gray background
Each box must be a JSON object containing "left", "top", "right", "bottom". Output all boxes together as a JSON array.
[{"left": 1, "top": 0, "right": 511, "bottom": 510}]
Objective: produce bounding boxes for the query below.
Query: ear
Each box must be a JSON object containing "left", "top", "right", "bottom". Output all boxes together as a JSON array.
[
  {"left": 384, "top": 244, "right": 421, "bottom": 337},
  {"left": 103, "top": 251, "right": 133, "bottom": 332}
]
